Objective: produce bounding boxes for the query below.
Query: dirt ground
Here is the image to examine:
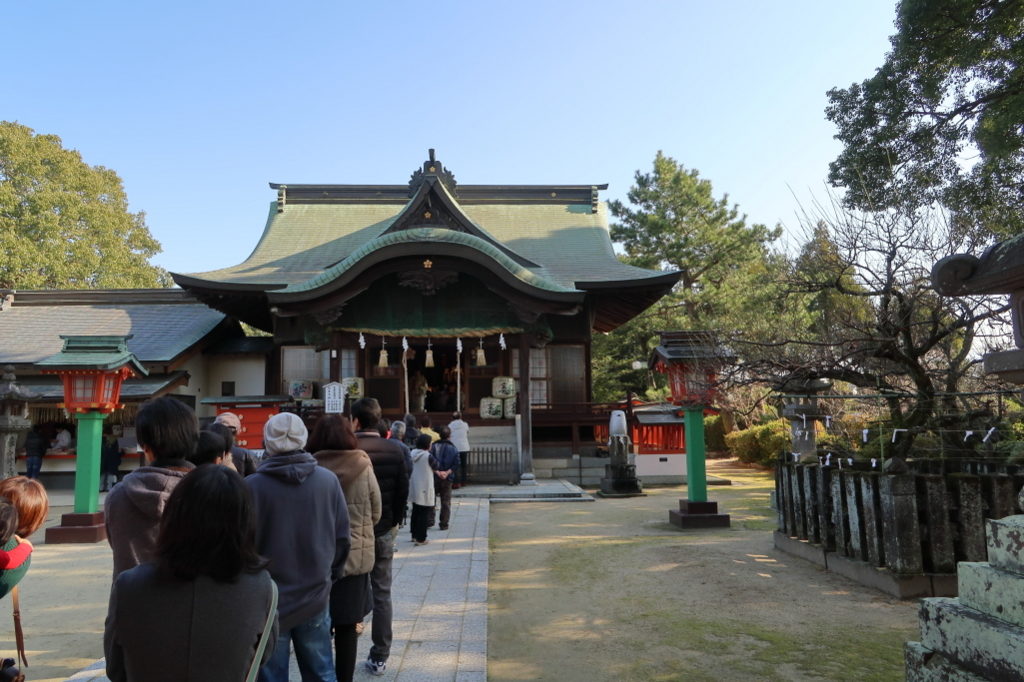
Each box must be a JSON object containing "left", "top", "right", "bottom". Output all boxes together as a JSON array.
[{"left": 488, "top": 460, "right": 920, "bottom": 682}]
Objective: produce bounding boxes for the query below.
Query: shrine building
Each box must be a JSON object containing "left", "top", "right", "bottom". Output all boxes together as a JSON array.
[{"left": 1, "top": 152, "right": 679, "bottom": 480}]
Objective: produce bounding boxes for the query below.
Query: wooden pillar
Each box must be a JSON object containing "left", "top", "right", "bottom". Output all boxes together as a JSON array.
[{"left": 518, "top": 333, "right": 535, "bottom": 484}]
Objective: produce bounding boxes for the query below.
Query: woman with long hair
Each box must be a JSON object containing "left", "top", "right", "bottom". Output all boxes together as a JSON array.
[
  {"left": 104, "top": 465, "right": 278, "bottom": 681},
  {"left": 309, "top": 414, "right": 381, "bottom": 682}
]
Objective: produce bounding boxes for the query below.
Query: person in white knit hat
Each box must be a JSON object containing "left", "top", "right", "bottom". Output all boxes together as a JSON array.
[{"left": 245, "top": 412, "right": 351, "bottom": 682}]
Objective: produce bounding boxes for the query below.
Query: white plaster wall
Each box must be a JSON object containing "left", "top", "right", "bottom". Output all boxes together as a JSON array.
[
  {"left": 206, "top": 357, "right": 266, "bottom": 401},
  {"left": 635, "top": 453, "right": 687, "bottom": 476},
  {"left": 172, "top": 354, "right": 209, "bottom": 416}
]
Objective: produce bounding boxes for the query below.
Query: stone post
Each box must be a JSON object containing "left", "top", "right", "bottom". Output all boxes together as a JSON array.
[{"left": 0, "top": 366, "right": 35, "bottom": 480}]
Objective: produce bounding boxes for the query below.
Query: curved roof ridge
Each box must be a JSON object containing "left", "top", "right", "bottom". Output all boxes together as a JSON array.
[{"left": 283, "top": 228, "right": 574, "bottom": 295}]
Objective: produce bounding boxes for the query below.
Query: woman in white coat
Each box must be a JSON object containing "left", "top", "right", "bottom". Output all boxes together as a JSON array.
[{"left": 408, "top": 433, "right": 435, "bottom": 545}]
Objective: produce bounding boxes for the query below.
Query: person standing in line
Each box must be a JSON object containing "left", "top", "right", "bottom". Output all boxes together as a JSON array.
[
  {"left": 246, "top": 412, "right": 349, "bottom": 682},
  {"left": 388, "top": 421, "right": 413, "bottom": 475},
  {"left": 407, "top": 433, "right": 435, "bottom": 545},
  {"left": 104, "top": 465, "right": 279, "bottom": 681},
  {"left": 448, "top": 412, "right": 470, "bottom": 487},
  {"left": 401, "top": 413, "right": 419, "bottom": 449},
  {"left": 310, "top": 415, "right": 382, "bottom": 682},
  {"left": 22, "top": 424, "right": 46, "bottom": 480},
  {"left": 214, "top": 412, "right": 259, "bottom": 475},
  {"left": 351, "top": 398, "right": 409, "bottom": 677},
  {"left": 427, "top": 425, "right": 459, "bottom": 531},
  {"left": 418, "top": 415, "right": 439, "bottom": 444},
  {"left": 105, "top": 397, "right": 197, "bottom": 578}
]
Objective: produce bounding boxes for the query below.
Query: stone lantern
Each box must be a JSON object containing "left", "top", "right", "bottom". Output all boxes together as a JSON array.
[
  {"left": 650, "top": 331, "right": 731, "bottom": 529},
  {"left": 777, "top": 376, "right": 832, "bottom": 464},
  {"left": 0, "top": 366, "right": 36, "bottom": 480},
  {"left": 37, "top": 335, "right": 147, "bottom": 543}
]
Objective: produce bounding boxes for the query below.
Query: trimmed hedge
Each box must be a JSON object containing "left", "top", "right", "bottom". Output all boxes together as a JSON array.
[
  {"left": 724, "top": 418, "right": 789, "bottom": 467},
  {"left": 704, "top": 414, "right": 728, "bottom": 453}
]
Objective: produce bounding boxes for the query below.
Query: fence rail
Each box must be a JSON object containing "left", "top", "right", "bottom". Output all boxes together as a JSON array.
[
  {"left": 776, "top": 456, "right": 1024, "bottom": 575},
  {"left": 467, "top": 446, "right": 518, "bottom": 485}
]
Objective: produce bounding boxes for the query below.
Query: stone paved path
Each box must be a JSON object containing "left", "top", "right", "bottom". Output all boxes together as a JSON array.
[{"left": 68, "top": 497, "right": 490, "bottom": 682}]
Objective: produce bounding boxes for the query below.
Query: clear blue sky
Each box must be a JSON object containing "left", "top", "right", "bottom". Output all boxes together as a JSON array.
[{"left": 6, "top": 1, "right": 897, "bottom": 275}]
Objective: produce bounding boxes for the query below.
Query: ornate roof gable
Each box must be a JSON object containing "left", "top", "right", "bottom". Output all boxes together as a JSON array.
[{"left": 382, "top": 151, "right": 539, "bottom": 268}]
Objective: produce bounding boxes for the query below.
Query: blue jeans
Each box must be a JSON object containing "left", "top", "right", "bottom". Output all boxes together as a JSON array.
[
  {"left": 259, "top": 606, "right": 336, "bottom": 682},
  {"left": 26, "top": 456, "right": 42, "bottom": 480}
]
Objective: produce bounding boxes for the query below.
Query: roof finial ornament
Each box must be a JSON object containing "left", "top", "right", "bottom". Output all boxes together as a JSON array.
[{"left": 409, "top": 149, "right": 457, "bottom": 198}]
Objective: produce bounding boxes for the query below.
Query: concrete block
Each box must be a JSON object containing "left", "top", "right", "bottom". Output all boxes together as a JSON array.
[
  {"left": 773, "top": 531, "right": 828, "bottom": 567},
  {"left": 828, "top": 553, "right": 933, "bottom": 599},
  {"left": 958, "top": 562, "right": 1024, "bottom": 627},
  {"left": 919, "top": 597, "right": 1024, "bottom": 680},
  {"left": 986, "top": 516, "right": 1024, "bottom": 576},
  {"left": 905, "top": 641, "right": 989, "bottom": 681}
]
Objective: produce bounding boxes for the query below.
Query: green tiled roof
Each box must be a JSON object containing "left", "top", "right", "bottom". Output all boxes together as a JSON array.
[
  {"left": 179, "top": 199, "right": 669, "bottom": 291},
  {"left": 286, "top": 228, "right": 574, "bottom": 294}
]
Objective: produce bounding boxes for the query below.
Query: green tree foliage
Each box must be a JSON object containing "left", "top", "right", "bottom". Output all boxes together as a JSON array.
[
  {"left": 826, "top": 0, "right": 1024, "bottom": 236},
  {"left": 609, "top": 151, "right": 782, "bottom": 325},
  {"left": 595, "top": 152, "right": 788, "bottom": 403},
  {"left": 0, "top": 121, "right": 170, "bottom": 289}
]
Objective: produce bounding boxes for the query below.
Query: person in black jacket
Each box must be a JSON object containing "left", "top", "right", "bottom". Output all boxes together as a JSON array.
[
  {"left": 351, "top": 398, "right": 409, "bottom": 677},
  {"left": 427, "top": 425, "right": 459, "bottom": 531}
]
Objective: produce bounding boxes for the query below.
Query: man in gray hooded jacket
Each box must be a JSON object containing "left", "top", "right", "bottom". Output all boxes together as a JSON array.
[{"left": 246, "top": 412, "right": 350, "bottom": 682}]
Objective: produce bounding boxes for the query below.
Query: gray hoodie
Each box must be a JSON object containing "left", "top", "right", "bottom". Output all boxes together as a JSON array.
[
  {"left": 105, "top": 464, "right": 193, "bottom": 578},
  {"left": 245, "top": 451, "right": 350, "bottom": 631}
]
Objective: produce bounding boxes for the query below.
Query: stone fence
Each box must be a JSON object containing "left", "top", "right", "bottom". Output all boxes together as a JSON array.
[{"left": 774, "top": 457, "right": 1024, "bottom": 598}]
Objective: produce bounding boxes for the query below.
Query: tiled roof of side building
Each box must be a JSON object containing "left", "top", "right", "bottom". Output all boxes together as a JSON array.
[{"left": 0, "top": 293, "right": 226, "bottom": 366}]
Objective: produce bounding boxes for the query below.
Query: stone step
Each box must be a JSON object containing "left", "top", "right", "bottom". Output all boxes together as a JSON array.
[
  {"left": 918, "top": 597, "right": 1024, "bottom": 680},
  {"left": 957, "top": 562, "right": 1024, "bottom": 628},
  {"left": 986, "top": 516, "right": 1024, "bottom": 576},
  {"left": 905, "top": 641, "right": 988, "bottom": 682}
]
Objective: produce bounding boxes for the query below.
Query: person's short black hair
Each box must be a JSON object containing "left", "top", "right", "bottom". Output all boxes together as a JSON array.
[
  {"left": 404, "top": 413, "right": 416, "bottom": 429},
  {"left": 351, "top": 397, "right": 382, "bottom": 431},
  {"left": 206, "top": 422, "right": 235, "bottom": 452},
  {"left": 136, "top": 397, "right": 198, "bottom": 463},
  {"left": 0, "top": 499, "right": 18, "bottom": 546},
  {"left": 191, "top": 430, "right": 227, "bottom": 467},
  {"left": 437, "top": 424, "right": 451, "bottom": 440},
  {"left": 418, "top": 414, "right": 432, "bottom": 428},
  {"left": 157, "top": 464, "right": 267, "bottom": 582},
  {"left": 415, "top": 433, "right": 433, "bottom": 450}
]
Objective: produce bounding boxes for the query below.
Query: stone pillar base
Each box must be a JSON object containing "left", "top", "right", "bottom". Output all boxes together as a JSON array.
[
  {"left": 45, "top": 511, "right": 106, "bottom": 544},
  {"left": 670, "top": 499, "right": 731, "bottom": 529}
]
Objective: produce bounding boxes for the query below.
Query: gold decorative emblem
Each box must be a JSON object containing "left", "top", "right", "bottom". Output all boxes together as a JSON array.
[
  {"left": 429, "top": 166, "right": 436, "bottom": 172},
  {"left": 423, "top": 259, "right": 433, "bottom": 269},
  {"left": 424, "top": 211, "right": 432, "bottom": 219}
]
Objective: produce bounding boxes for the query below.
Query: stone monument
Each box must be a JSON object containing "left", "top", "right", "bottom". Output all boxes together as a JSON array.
[{"left": 598, "top": 409, "right": 645, "bottom": 497}]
